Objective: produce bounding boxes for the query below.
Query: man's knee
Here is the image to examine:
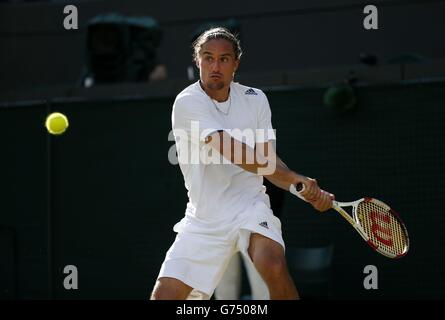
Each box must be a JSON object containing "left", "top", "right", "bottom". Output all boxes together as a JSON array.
[
  {"left": 248, "top": 234, "right": 288, "bottom": 280},
  {"left": 254, "top": 253, "right": 287, "bottom": 280},
  {"left": 150, "top": 277, "right": 193, "bottom": 300}
]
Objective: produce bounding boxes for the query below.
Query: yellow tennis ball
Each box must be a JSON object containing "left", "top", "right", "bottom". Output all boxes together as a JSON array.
[{"left": 45, "top": 112, "right": 69, "bottom": 135}]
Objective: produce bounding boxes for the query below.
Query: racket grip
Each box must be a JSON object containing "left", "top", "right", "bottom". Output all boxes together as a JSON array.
[
  {"left": 289, "top": 183, "right": 308, "bottom": 202},
  {"left": 296, "top": 182, "right": 304, "bottom": 192}
]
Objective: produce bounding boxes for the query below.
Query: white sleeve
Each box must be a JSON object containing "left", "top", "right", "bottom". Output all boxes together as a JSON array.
[
  {"left": 256, "top": 92, "right": 276, "bottom": 143},
  {"left": 172, "top": 94, "right": 224, "bottom": 146}
]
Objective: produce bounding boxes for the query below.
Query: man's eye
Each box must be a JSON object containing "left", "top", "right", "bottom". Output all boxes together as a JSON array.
[
  {"left": 221, "top": 57, "right": 229, "bottom": 62},
  {"left": 205, "top": 56, "right": 213, "bottom": 62}
]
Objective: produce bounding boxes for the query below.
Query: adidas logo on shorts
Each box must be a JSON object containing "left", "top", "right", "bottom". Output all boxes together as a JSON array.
[
  {"left": 245, "top": 88, "right": 257, "bottom": 95},
  {"left": 259, "top": 221, "right": 269, "bottom": 229}
]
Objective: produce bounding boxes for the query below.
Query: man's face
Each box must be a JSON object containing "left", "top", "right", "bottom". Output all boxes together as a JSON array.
[{"left": 196, "top": 39, "right": 239, "bottom": 92}]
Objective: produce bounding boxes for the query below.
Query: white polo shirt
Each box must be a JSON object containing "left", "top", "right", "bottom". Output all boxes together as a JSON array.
[{"left": 171, "top": 81, "right": 276, "bottom": 237}]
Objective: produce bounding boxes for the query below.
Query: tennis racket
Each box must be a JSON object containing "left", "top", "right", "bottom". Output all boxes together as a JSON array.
[{"left": 290, "top": 183, "right": 409, "bottom": 259}]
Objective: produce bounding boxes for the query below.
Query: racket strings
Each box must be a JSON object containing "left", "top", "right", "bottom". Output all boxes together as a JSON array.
[{"left": 357, "top": 201, "right": 408, "bottom": 256}]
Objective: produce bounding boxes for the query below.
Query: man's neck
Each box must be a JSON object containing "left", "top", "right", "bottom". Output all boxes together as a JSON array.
[{"left": 200, "top": 81, "right": 230, "bottom": 102}]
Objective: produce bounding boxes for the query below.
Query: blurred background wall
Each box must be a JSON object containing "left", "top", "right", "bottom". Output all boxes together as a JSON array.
[{"left": 1, "top": 0, "right": 445, "bottom": 94}]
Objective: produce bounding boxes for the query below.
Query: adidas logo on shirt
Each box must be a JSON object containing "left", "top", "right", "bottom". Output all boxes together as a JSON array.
[
  {"left": 245, "top": 88, "right": 258, "bottom": 95},
  {"left": 259, "top": 221, "right": 269, "bottom": 229}
]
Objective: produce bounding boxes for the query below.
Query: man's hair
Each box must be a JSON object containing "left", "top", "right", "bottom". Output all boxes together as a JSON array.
[{"left": 192, "top": 27, "right": 242, "bottom": 62}]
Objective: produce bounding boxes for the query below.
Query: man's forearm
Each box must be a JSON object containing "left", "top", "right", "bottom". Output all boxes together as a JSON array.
[
  {"left": 238, "top": 140, "right": 299, "bottom": 190},
  {"left": 263, "top": 156, "right": 299, "bottom": 190},
  {"left": 207, "top": 132, "right": 298, "bottom": 188},
  {"left": 220, "top": 132, "right": 270, "bottom": 174}
]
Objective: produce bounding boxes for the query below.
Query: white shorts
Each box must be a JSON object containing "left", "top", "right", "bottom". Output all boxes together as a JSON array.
[{"left": 157, "top": 201, "right": 285, "bottom": 298}]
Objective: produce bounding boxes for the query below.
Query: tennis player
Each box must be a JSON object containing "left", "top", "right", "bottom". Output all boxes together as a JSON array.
[{"left": 151, "top": 27, "right": 334, "bottom": 300}]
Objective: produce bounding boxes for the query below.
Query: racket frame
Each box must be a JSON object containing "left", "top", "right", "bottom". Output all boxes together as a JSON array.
[
  {"left": 289, "top": 184, "right": 409, "bottom": 259},
  {"left": 333, "top": 198, "right": 409, "bottom": 258}
]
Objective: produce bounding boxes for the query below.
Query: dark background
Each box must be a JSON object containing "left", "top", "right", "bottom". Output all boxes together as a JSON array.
[
  {"left": 1, "top": 0, "right": 444, "bottom": 299},
  {"left": 2, "top": 0, "right": 445, "bottom": 93}
]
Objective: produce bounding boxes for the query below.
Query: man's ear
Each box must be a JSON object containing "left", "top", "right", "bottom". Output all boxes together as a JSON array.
[{"left": 195, "top": 58, "right": 200, "bottom": 69}]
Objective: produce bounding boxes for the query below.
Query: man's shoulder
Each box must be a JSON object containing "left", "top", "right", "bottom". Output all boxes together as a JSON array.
[
  {"left": 173, "top": 82, "right": 208, "bottom": 115},
  {"left": 175, "top": 82, "right": 207, "bottom": 105},
  {"left": 232, "top": 82, "right": 266, "bottom": 98}
]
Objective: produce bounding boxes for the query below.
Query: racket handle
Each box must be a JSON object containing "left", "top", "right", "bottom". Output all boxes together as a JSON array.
[
  {"left": 296, "top": 182, "right": 304, "bottom": 192},
  {"left": 291, "top": 182, "right": 336, "bottom": 208},
  {"left": 289, "top": 183, "right": 308, "bottom": 202}
]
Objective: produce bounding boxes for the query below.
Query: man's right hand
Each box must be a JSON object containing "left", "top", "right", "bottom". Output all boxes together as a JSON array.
[
  {"left": 309, "top": 189, "right": 335, "bottom": 212},
  {"left": 293, "top": 176, "right": 335, "bottom": 212}
]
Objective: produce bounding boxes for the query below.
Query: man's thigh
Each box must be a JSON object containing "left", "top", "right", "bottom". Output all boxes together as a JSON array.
[{"left": 157, "top": 232, "right": 236, "bottom": 297}]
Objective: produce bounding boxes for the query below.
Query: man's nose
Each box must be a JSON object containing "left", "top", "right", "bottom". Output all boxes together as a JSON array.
[{"left": 211, "top": 60, "right": 221, "bottom": 72}]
